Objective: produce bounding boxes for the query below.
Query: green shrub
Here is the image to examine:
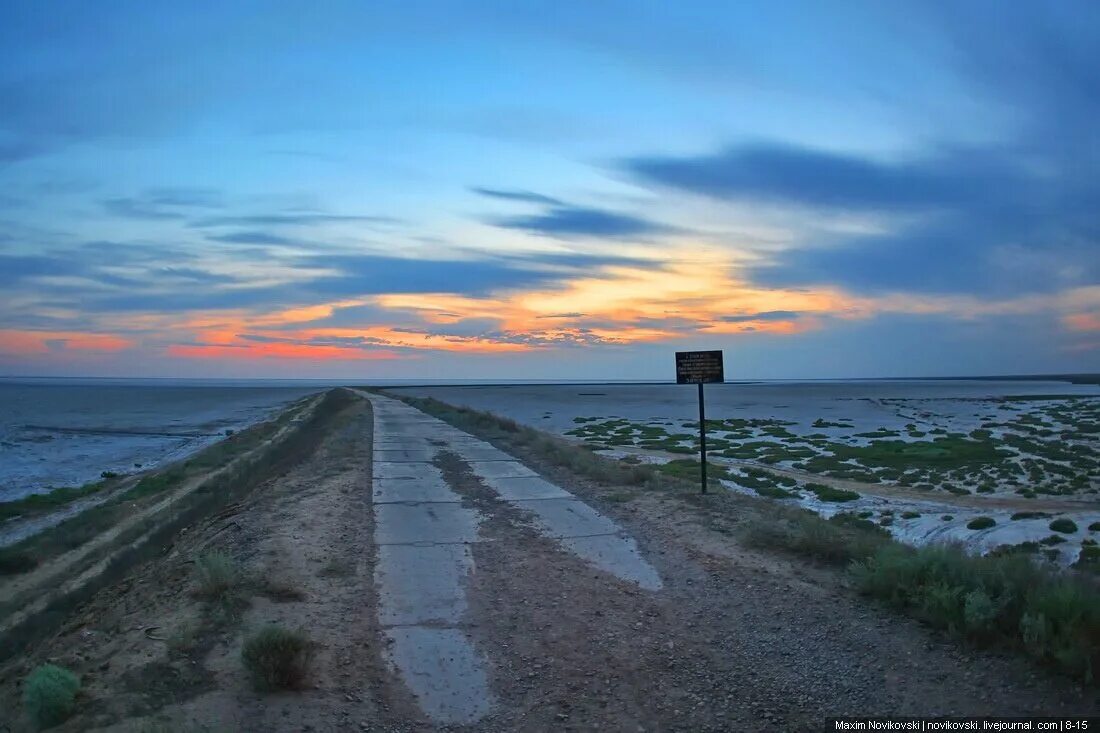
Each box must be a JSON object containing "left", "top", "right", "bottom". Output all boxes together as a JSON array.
[
  {"left": 752, "top": 485, "right": 798, "bottom": 499},
  {"left": 1049, "top": 518, "right": 1078, "bottom": 534},
  {"left": 852, "top": 543, "right": 1100, "bottom": 681},
  {"left": 1089, "top": 521, "right": 1100, "bottom": 532},
  {"left": 941, "top": 515, "right": 954, "bottom": 521},
  {"left": 23, "top": 664, "right": 80, "bottom": 729},
  {"left": 1011, "top": 512, "right": 1051, "bottom": 520},
  {"left": 740, "top": 507, "right": 888, "bottom": 565},
  {"left": 241, "top": 626, "right": 314, "bottom": 690},
  {"left": 967, "top": 517, "right": 996, "bottom": 530},
  {"left": 805, "top": 483, "right": 860, "bottom": 502},
  {"left": 901, "top": 511, "right": 921, "bottom": 519},
  {"left": 193, "top": 551, "right": 238, "bottom": 600},
  {"left": 963, "top": 589, "right": 999, "bottom": 637}
]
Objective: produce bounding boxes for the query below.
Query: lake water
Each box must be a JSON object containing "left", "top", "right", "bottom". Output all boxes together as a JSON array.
[{"left": 0, "top": 381, "right": 321, "bottom": 501}]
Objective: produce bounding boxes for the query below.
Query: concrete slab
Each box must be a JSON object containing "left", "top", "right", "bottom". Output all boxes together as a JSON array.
[
  {"left": 377, "top": 543, "right": 472, "bottom": 624},
  {"left": 480, "top": 476, "right": 572, "bottom": 501},
  {"left": 374, "top": 503, "right": 481, "bottom": 545},
  {"left": 454, "top": 446, "right": 513, "bottom": 461},
  {"left": 373, "top": 462, "right": 443, "bottom": 481},
  {"left": 384, "top": 627, "right": 493, "bottom": 725},
  {"left": 561, "top": 535, "right": 663, "bottom": 591},
  {"left": 374, "top": 448, "right": 438, "bottom": 462},
  {"left": 373, "top": 477, "right": 461, "bottom": 504},
  {"left": 467, "top": 460, "right": 538, "bottom": 479},
  {"left": 373, "top": 439, "right": 434, "bottom": 449},
  {"left": 523, "top": 497, "right": 622, "bottom": 537}
]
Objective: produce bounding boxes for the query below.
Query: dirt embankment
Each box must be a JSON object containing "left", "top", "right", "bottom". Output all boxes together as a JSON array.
[
  {"left": 0, "top": 389, "right": 421, "bottom": 731},
  {"left": 1, "top": 390, "right": 1096, "bottom": 731}
]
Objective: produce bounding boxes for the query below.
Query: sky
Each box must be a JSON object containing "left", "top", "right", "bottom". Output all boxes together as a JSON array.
[{"left": 1, "top": 1, "right": 1098, "bottom": 381}]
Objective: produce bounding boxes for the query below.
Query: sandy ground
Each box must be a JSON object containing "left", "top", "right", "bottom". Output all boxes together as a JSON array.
[{"left": 1, "top": 390, "right": 1096, "bottom": 732}]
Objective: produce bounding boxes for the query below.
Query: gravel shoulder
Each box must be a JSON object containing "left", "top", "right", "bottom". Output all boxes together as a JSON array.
[{"left": 428, "top": 410, "right": 1099, "bottom": 730}]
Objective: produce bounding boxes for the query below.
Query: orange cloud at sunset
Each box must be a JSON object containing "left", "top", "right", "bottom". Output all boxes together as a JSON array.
[
  {"left": 167, "top": 342, "right": 402, "bottom": 360},
  {"left": 0, "top": 330, "right": 133, "bottom": 355},
  {"left": 1063, "top": 313, "right": 1100, "bottom": 332},
  {"left": 40, "top": 252, "right": 1098, "bottom": 367}
]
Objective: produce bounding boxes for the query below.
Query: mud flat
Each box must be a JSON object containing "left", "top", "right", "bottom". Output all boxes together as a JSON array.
[{"left": 392, "top": 381, "right": 1100, "bottom": 567}]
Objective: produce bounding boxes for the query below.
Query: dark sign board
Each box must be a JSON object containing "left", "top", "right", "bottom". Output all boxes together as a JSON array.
[{"left": 675, "top": 350, "right": 724, "bottom": 385}]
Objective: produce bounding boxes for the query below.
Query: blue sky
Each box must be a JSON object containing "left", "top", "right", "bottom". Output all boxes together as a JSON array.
[{"left": 1, "top": 1, "right": 1097, "bottom": 379}]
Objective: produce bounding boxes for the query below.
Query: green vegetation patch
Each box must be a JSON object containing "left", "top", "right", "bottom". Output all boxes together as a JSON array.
[
  {"left": 829, "top": 436, "right": 1012, "bottom": 471},
  {"left": 0, "top": 478, "right": 117, "bottom": 522},
  {"left": 658, "top": 459, "right": 732, "bottom": 483},
  {"left": 241, "top": 626, "right": 314, "bottom": 691},
  {"left": 1049, "top": 518, "right": 1079, "bottom": 534},
  {"left": 23, "top": 664, "right": 80, "bottom": 729},
  {"left": 852, "top": 544, "right": 1100, "bottom": 680},
  {"left": 966, "top": 517, "right": 996, "bottom": 530},
  {"left": 740, "top": 506, "right": 889, "bottom": 565},
  {"left": 1075, "top": 545, "right": 1100, "bottom": 574},
  {"left": 805, "top": 483, "right": 860, "bottom": 503},
  {"left": 1011, "top": 512, "right": 1052, "bottom": 521},
  {"left": 812, "top": 418, "right": 853, "bottom": 429}
]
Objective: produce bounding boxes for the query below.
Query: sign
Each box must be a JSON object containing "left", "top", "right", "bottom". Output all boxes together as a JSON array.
[
  {"left": 675, "top": 350, "right": 724, "bottom": 385},
  {"left": 675, "top": 349, "right": 724, "bottom": 494}
]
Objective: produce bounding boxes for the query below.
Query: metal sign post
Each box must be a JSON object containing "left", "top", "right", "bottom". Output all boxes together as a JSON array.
[{"left": 675, "top": 350, "right": 724, "bottom": 494}]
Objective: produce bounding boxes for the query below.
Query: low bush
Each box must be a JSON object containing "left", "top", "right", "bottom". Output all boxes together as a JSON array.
[
  {"left": 805, "top": 483, "right": 860, "bottom": 502},
  {"left": 852, "top": 544, "right": 1100, "bottom": 680},
  {"left": 1049, "top": 518, "right": 1078, "bottom": 534},
  {"left": 1011, "top": 512, "right": 1051, "bottom": 521},
  {"left": 753, "top": 485, "right": 798, "bottom": 500},
  {"left": 23, "top": 664, "right": 80, "bottom": 729},
  {"left": 740, "top": 508, "right": 889, "bottom": 565},
  {"left": 967, "top": 517, "right": 996, "bottom": 530},
  {"left": 241, "top": 626, "right": 313, "bottom": 691},
  {"left": 193, "top": 551, "right": 238, "bottom": 601}
]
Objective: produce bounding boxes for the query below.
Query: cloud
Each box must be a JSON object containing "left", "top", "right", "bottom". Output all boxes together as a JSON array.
[
  {"left": 0, "top": 254, "right": 84, "bottom": 283},
  {"left": 154, "top": 267, "right": 238, "bottom": 284},
  {"left": 720, "top": 310, "right": 801, "bottom": 323},
  {"left": 625, "top": 144, "right": 1004, "bottom": 211},
  {"left": 191, "top": 213, "right": 396, "bottom": 228},
  {"left": 102, "top": 198, "right": 187, "bottom": 220},
  {"left": 471, "top": 187, "right": 565, "bottom": 206},
  {"left": 102, "top": 187, "right": 224, "bottom": 220},
  {"left": 615, "top": 4, "right": 1100, "bottom": 299},
  {"left": 623, "top": 139, "right": 1097, "bottom": 296},
  {"left": 206, "top": 231, "right": 300, "bottom": 246},
  {"left": 305, "top": 254, "right": 563, "bottom": 299},
  {"left": 492, "top": 204, "right": 673, "bottom": 239}
]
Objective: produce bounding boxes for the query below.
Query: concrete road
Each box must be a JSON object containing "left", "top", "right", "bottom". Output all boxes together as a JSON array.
[{"left": 366, "top": 392, "right": 662, "bottom": 725}]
